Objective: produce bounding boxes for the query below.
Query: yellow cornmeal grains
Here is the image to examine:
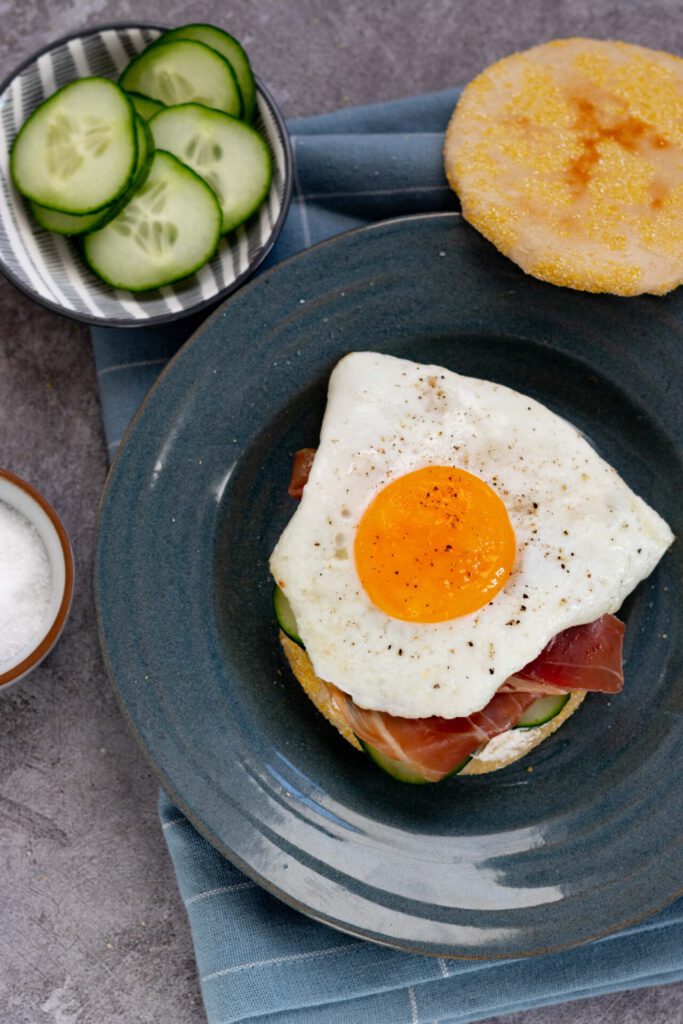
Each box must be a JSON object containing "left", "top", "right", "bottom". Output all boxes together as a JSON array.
[
  {"left": 279, "top": 632, "right": 362, "bottom": 750},
  {"left": 444, "top": 38, "right": 683, "bottom": 296}
]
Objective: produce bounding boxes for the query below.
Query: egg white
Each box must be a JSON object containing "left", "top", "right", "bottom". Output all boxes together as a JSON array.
[{"left": 270, "top": 352, "right": 674, "bottom": 719}]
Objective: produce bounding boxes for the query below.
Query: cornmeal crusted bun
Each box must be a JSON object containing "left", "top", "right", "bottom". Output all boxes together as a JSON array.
[
  {"left": 280, "top": 633, "right": 362, "bottom": 750},
  {"left": 444, "top": 38, "right": 683, "bottom": 296},
  {"left": 279, "top": 632, "right": 586, "bottom": 775}
]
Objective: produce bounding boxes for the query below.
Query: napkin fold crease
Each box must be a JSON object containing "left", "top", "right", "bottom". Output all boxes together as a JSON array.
[{"left": 91, "top": 87, "right": 683, "bottom": 1024}]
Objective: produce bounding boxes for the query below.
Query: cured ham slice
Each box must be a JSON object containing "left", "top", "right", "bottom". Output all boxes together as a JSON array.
[
  {"left": 505, "top": 614, "right": 625, "bottom": 695},
  {"left": 333, "top": 687, "right": 538, "bottom": 782},
  {"left": 331, "top": 614, "right": 625, "bottom": 782},
  {"left": 287, "top": 448, "right": 316, "bottom": 498}
]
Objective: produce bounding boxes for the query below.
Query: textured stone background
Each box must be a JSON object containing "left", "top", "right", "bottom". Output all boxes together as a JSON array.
[{"left": 1, "top": 2, "right": 681, "bottom": 1022}]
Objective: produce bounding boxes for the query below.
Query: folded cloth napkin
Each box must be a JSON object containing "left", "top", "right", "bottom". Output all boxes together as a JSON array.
[{"left": 91, "top": 89, "right": 683, "bottom": 1024}]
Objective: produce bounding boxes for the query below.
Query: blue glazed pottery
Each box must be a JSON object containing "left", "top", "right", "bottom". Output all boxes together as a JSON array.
[{"left": 94, "top": 213, "right": 683, "bottom": 957}]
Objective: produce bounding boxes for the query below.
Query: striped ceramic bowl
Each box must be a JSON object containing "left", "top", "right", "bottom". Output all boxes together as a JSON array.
[{"left": 0, "top": 24, "right": 292, "bottom": 326}]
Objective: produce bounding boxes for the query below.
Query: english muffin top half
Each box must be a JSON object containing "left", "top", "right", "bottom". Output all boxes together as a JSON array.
[{"left": 445, "top": 38, "right": 683, "bottom": 296}]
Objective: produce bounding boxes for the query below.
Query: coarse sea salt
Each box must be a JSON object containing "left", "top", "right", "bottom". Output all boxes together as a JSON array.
[{"left": 0, "top": 499, "right": 52, "bottom": 671}]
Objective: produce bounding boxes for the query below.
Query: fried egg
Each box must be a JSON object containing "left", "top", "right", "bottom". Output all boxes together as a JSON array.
[{"left": 270, "top": 352, "right": 673, "bottom": 719}]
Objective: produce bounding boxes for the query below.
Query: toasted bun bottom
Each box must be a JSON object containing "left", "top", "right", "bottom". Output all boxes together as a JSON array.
[
  {"left": 280, "top": 633, "right": 362, "bottom": 749},
  {"left": 280, "top": 632, "right": 586, "bottom": 775}
]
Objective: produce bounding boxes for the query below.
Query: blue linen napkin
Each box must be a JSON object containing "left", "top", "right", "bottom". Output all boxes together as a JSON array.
[{"left": 91, "top": 89, "right": 683, "bottom": 1024}]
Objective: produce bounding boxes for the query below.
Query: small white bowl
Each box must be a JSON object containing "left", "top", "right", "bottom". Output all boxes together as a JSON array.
[{"left": 0, "top": 468, "right": 74, "bottom": 689}]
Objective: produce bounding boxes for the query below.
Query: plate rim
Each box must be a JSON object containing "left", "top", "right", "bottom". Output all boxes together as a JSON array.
[
  {"left": 0, "top": 21, "right": 294, "bottom": 328},
  {"left": 94, "top": 210, "right": 683, "bottom": 958}
]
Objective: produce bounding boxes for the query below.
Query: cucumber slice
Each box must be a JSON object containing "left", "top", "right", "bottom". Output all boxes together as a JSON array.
[
  {"left": 156, "top": 23, "right": 256, "bottom": 121},
  {"left": 30, "top": 199, "right": 106, "bottom": 235},
  {"left": 83, "top": 150, "right": 221, "bottom": 291},
  {"left": 514, "top": 693, "right": 570, "bottom": 728},
  {"left": 361, "top": 741, "right": 472, "bottom": 784},
  {"left": 11, "top": 77, "right": 137, "bottom": 214},
  {"left": 126, "top": 91, "right": 165, "bottom": 122},
  {"left": 273, "top": 586, "right": 303, "bottom": 646},
  {"left": 120, "top": 39, "right": 242, "bottom": 118},
  {"left": 30, "top": 115, "right": 154, "bottom": 235},
  {"left": 149, "top": 104, "right": 271, "bottom": 233}
]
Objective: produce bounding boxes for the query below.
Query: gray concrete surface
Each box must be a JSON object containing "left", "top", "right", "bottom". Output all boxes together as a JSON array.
[{"left": 0, "top": 2, "right": 681, "bottom": 1022}]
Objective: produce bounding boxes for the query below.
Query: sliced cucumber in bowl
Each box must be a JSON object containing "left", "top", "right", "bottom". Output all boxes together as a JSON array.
[
  {"left": 11, "top": 77, "right": 138, "bottom": 214},
  {"left": 154, "top": 23, "right": 257, "bottom": 121},
  {"left": 149, "top": 103, "right": 271, "bottom": 233},
  {"left": 126, "top": 91, "right": 165, "bottom": 122},
  {"left": 10, "top": 22, "right": 276, "bottom": 298},
  {"left": 83, "top": 150, "right": 221, "bottom": 291},
  {"left": 120, "top": 39, "right": 242, "bottom": 118},
  {"left": 29, "top": 115, "right": 154, "bottom": 236}
]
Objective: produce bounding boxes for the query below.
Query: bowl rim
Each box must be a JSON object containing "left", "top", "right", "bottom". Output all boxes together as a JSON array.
[
  {"left": 0, "top": 21, "right": 294, "bottom": 329},
  {"left": 0, "top": 467, "right": 75, "bottom": 688}
]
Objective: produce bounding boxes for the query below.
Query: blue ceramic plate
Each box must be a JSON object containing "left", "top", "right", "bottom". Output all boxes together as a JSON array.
[{"left": 94, "top": 213, "right": 683, "bottom": 957}]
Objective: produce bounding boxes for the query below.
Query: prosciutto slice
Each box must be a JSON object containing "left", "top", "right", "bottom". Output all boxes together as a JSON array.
[
  {"left": 287, "top": 448, "right": 317, "bottom": 498},
  {"left": 332, "top": 614, "right": 625, "bottom": 782},
  {"left": 502, "top": 614, "right": 625, "bottom": 695},
  {"left": 333, "top": 687, "right": 539, "bottom": 782}
]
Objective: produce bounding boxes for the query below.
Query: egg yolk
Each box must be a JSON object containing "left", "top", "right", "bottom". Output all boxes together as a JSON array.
[{"left": 354, "top": 466, "right": 516, "bottom": 623}]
